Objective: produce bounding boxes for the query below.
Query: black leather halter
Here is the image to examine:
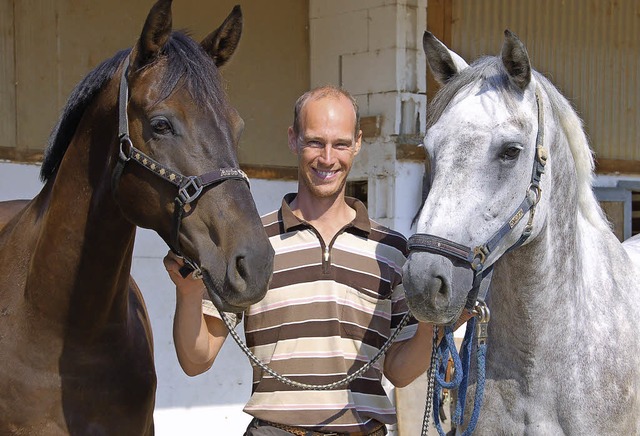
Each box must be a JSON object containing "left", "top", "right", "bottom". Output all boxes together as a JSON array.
[
  {"left": 111, "top": 56, "right": 249, "bottom": 276},
  {"left": 408, "top": 88, "right": 548, "bottom": 308}
]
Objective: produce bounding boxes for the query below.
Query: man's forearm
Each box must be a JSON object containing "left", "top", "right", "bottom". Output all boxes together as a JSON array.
[
  {"left": 173, "top": 291, "right": 223, "bottom": 376},
  {"left": 383, "top": 322, "right": 434, "bottom": 387}
]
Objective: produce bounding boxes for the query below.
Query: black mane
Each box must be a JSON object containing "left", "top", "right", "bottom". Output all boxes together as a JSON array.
[{"left": 40, "top": 31, "right": 226, "bottom": 182}]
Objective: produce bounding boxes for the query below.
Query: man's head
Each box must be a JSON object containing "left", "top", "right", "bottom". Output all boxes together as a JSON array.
[
  {"left": 288, "top": 86, "right": 363, "bottom": 201},
  {"left": 291, "top": 86, "right": 361, "bottom": 138}
]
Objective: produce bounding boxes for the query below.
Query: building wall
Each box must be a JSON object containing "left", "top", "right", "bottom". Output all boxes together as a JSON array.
[
  {"left": 448, "top": 0, "right": 640, "bottom": 167},
  {"left": 0, "top": 0, "right": 308, "bottom": 168}
]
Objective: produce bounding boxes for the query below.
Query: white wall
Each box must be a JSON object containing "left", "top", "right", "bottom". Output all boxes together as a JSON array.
[{"left": 0, "top": 161, "right": 296, "bottom": 436}]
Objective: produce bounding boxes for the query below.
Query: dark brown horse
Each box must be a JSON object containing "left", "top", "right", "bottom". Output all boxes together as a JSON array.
[{"left": 0, "top": 1, "right": 274, "bottom": 434}]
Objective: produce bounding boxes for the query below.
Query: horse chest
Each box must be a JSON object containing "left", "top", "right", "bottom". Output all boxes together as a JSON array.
[{"left": 0, "top": 308, "right": 155, "bottom": 434}]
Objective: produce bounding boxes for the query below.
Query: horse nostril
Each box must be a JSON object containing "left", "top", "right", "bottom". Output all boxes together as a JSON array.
[
  {"left": 436, "top": 276, "right": 447, "bottom": 296},
  {"left": 236, "top": 255, "right": 248, "bottom": 280}
]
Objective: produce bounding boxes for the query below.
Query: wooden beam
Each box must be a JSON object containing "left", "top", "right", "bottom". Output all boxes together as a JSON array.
[
  {"left": 360, "top": 115, "right": 381, "bottom": 139},
  {"left": 595, "top": 158, "right": 640, "bottom": 175},
  {"left": 426, "top": 0, "right": 453, "bottom": 101},
  {"left": 0, "top": 148, "right": 43, "bottom": 163},
  {"left": 396, "top": 143, "right": 426, "bottom": 161},
  {"left": 241, "top": 164, "right": 298, "bottom": 181}
]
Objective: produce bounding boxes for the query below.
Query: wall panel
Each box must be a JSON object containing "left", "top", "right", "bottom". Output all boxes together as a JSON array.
[
  {"left": 0, "top": 0, "right": 15, "bottom": 154},
  {"left": 450, "top": 0, "right": 639, "bottom": 164}
]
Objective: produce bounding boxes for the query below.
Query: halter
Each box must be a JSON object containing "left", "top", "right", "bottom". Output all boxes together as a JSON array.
[
  {"left": 410, "top": 88, "right": 548, "bottom": 435},
  {"left": 407, "top": 87, "right": 547, "bottom": 308},
  {"left": 111, "top": 56, "right": 250, "bottom": 277}
]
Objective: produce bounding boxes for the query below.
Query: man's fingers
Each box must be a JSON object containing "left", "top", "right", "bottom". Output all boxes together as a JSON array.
[{"left": 163, "top": 251, "right": 185, "bottom": 271}]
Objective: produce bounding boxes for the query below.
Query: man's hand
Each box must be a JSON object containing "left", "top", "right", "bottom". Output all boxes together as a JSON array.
[
  {"left": 437, "top": 308, "right": 476, "bottom": 341},
  {"left": 163, "top": 251, "right": 204, "bottom": 297}
]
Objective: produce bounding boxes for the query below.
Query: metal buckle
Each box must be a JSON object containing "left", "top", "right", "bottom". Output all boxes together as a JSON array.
[
  {"left": 471, "top": 246, "right": 487, "bottom": 272},
  {"left": 178, "top": 176, "right": 203, "bottom": 205},
  {"left": 119, "top": 135, "right": 133, "bottom": 161},
  {"left": 473, "top": 300, "right": 491, "bottom": 346}
]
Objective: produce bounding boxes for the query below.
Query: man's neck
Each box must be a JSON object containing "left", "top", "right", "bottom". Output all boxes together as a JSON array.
[{"left": 290, "top": 190, "right": 356, "bottom": 244}]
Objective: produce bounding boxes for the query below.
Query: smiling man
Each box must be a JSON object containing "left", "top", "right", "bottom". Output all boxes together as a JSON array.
[{"left": 166, "top": 86, "right": 440, "bottom": 435}]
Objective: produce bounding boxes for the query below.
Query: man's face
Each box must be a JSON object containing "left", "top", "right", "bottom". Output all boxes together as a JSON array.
[{"left": 288, "top": 95, "right": 362, "bottom": 200}]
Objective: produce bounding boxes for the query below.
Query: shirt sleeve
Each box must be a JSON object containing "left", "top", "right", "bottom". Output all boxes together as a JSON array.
[{"left": 202, "top": 294, "right": 243, "bottom": 328}]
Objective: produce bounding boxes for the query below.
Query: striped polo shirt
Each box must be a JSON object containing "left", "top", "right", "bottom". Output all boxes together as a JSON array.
[{"left": 204, "top": 194, "right": 417, "bottom": 434}]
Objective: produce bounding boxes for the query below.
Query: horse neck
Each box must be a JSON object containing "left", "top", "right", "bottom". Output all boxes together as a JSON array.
[
  {"left": 26, "top": 107, "right": 136, "bottom": 336},
  {"left": 486, "top": 119, "right": 625, "bottom": 363}
]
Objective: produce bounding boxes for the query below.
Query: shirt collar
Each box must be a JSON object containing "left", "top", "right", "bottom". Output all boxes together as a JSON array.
[{"left": 280, "top": 193, "right": 371, "bottom": 235}]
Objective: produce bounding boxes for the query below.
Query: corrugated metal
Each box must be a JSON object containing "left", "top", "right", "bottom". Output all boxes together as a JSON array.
[{"left": 449, "top": 0, "right": 639, "bottom": 161}]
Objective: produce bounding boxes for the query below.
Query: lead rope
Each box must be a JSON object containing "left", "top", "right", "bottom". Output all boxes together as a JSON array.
[
  {"left": 218, "top": 308, "right": 413, "bottom": 390},
  {"left": 421, "top": 326, "right": 440, "bottom": 435},
  {"left": 427, "top": 302, "right": 489, "bottom": 436}
]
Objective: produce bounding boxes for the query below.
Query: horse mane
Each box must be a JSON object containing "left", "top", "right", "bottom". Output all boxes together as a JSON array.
[
  {"left": 426, "top": 56, "right": 610, "bottom": 232},
  {"left": 40, "top": 31, "right": 227, "bottom": 182},
  {"left": 532, "top": 71, "right": 611, "bottom": 232}
]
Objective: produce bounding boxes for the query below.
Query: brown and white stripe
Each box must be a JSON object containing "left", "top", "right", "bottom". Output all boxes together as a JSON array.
[{"left": 205, "top": 194, "right": 417, "bottom": 434}]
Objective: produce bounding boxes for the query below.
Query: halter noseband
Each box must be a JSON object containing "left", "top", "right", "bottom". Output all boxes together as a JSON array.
[
  {"left": 408, "top": 87, "right": 548, "bottom": 309},
  {"left": 111, "top": 55, "right": 250, "bottom": 277}
]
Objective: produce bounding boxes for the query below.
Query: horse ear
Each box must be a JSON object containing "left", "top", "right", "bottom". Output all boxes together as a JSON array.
[
  {"left": 201, "top": 5, "right": 243, "bottom": 68},
  {"left": 423, "top": 31, "right": 468, "bottom": 85},
  {"left": 131, "top": 0, "right": 173, "bottom": 71},
  {"left": 501, "top": 30, "right": 531, "bottom": 90}
]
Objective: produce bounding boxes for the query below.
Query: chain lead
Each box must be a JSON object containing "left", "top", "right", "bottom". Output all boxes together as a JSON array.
[{"left": 219, "top": 308, "right": 413, "bottom": 390}]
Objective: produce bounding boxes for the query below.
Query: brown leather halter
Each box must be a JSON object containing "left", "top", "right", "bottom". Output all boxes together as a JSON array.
[{"left": 111, "top": 55, "right": 249, "bottom": 277}]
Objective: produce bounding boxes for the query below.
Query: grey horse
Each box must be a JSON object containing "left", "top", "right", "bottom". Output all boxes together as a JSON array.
[{"left": 403, "top": 30, "right": 640, "bottom": 435}]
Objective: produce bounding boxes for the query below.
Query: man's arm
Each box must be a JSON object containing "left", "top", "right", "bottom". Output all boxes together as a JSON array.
[
  {"left": 382, "top": 322, "right": 434, "bottom": 388},
  {"left": 164, "top": 252, "right": 228, "bottom": 376},
  {"left": 383, "top": 314, "right": 474, "bottom": 388}
]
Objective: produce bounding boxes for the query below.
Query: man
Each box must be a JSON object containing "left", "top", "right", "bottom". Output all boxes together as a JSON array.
[{"left": 165, "top": 86, "right": 440, "bottom": 435}]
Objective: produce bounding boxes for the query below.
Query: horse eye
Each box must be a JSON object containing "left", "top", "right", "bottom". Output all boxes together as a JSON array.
[
  {"left": 150, "top": 117, "right": 174, "bottom": 136},
  {"left": 501, "top": 144, "right": 523, "bottom": 161}
]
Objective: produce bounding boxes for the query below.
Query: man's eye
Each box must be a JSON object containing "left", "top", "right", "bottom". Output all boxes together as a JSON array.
[
  {"left": 150, "top": 117, "right": 173, "bottom": 135},
  {"left": 307, "top": 141, "right": 323, "bottom": 148}
]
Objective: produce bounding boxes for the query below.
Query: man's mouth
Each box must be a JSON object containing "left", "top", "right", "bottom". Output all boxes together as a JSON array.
[{"left": 313, "top": 168, "right": 338, "bottom": 180}]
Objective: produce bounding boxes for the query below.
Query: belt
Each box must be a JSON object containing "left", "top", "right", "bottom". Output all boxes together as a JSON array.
[{"left": 257, "top": 419, "right": 386, "bottom": 436}]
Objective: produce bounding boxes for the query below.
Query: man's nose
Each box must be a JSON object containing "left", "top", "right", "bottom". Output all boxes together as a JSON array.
[{"left": 319, "top": 144, "right": 333, "bottom": 162}]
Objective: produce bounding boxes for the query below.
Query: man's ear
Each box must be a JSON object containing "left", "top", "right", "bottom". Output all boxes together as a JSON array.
[
  {"left": 287, "top": 126, "right": 299, "bottom": 155},
  {"left": 353, "top": 130, "right": 363, "bottom": 156}
]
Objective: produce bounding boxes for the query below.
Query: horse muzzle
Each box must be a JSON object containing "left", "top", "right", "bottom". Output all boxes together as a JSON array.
[{"left": 403, "top": 252, "right": 473, "bottom": 325}]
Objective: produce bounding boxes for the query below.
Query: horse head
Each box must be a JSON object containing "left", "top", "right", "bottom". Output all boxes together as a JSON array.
[
  {"left": 404, "top": 31, "right": 554, "bottom": 324},
  {"left": 109, "top": 0, "right": 273, "bottom": 312}
]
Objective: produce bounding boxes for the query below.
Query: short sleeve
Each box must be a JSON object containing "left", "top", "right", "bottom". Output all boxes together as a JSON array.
[{"left": 202, "top": 293, "right": 243, "bottom": 328}]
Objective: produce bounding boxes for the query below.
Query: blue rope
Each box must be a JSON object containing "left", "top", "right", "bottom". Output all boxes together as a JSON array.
[
  {"left": 433, "top": 327, "right": 462, "bottom": 436},
  {"left": 431, "top": 319, "right": 487, "bottom": 436},
  {"left": 454, "top": 317, "right": 476, "bottom": 425},
  {"left": 463, "top": 342, "right": 487, "bottom": 435}
]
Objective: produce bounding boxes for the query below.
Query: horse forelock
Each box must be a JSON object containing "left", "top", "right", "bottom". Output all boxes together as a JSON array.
[
  {"left": 158, "top": 31, "right": 227, "bottom": 111},
  {"left": 426, "top": 57, "right": 521, "bottom": 131},
  {"left": 40, "top": 31, "right": 230, "bottom": 184}
]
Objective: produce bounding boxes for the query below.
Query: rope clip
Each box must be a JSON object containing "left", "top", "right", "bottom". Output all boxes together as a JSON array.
[{"left": 473, "top": 300, "right": 491, "bottom": 346}]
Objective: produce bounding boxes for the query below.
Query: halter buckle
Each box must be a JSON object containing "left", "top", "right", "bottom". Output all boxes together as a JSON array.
[
  {"left": 177, "top": 176, "right": 203, "bottom": 205},
  {"left": 471, "top": 246, "right": 487, "bottom": 271},
  {"left": 119, "top": 135, "right": 133, "bottom": 162}
]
